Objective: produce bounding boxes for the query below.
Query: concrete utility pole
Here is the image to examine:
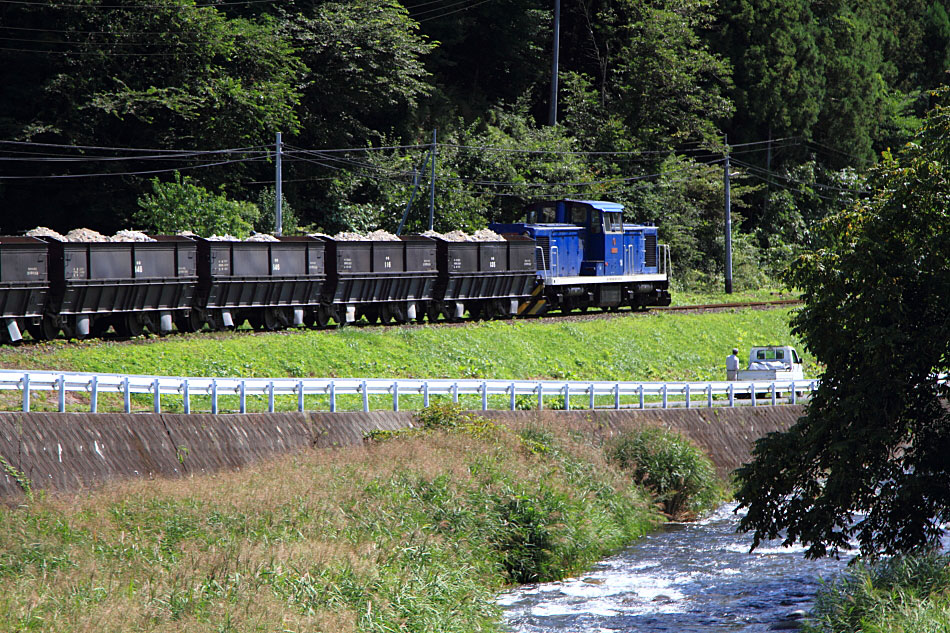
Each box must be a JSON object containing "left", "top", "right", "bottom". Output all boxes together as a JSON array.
[
  {"left": 549, "top": 0, "right": 561, "bottom": 125},
  {"left": 429, "top": 128, "right": 437, "bottom": 231},
  {"left": 724, "top": 136, "right": 733, "bottom": 294},
  {"left": 275, "top": 132, "right": 283, "bottom": 236}
]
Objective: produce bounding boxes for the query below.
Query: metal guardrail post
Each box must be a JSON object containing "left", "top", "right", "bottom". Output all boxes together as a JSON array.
[
  {"left": 240, "top": 380, "right": 246, "bottom": 414},
  {"left": 790, "top": 384, "right": 797, "bottom": 405},
  {"left": 124, "top": 377, "right": 131, "bottom": 413},
  {"left": 21, "top": 374, "right": 29, "bottom": 413},
  {"left": 589, "top": 383, "right": 595, "bottom": 409},
  {"left": 212, "top": 379, "right": 218, "bottom": 414},
  {"left": 153, "top": 378, "right": 161, "bottom": 413},
  {"left": 393, "top": 382, "right": 399, "bottom": 412},
  {"left": 509, "top": 382, "right": 516, "bottom": 411},
  {"left": 537, "top": 383, "right": 543, "bottom": 410},
  {"left": 452, "top": 382, "right": 459, "bottom": 404},
  {"left": 481, "top": 381, "right": 488, "bottom": 411},
  {"left": 183, "top": 379, "right": 190, "bottom": 414},
  {"left": 361, "top": 381, "right": 369, "bottom": 412},
  {"left": 268, "top": 382, "right": 275, "bottom": 413},
  {"left": 685, "top": 383, "right": 691, "bottom": 409},
  {"left": 90, "top": 376, "right": 97, "bottom": 413},
  {"left": 661, "top": 384, "right": 668, "bottom": 409},
  {"left": 614, "top": 383, "right": 620, "bottom": 410},
  {"left": 728, "top": 382, "right": 734, "bottom": 407},
  {"left": 330, "top": 380, "right": 336, "bottom": 413},
  {"left": 771, "top": 382, "right": 777, "bottom": 406},
  {"left": 751, "top": 385, "right": 757, "bottom": 407},
  {"left": 58, "top": 374, "right": 66, "bottom": 412},
  {"left": 563, "top": 383, "right": 570, "bottom": 411},
  {"left": 707, "top": 383, "right": 713, "bottom": 408},
  {"left": 639, "top": 384, "right": 644, "bottom": 409},
  {"left": 298, "top": 381, "right": 305, "bottom": 412},
  {"left": 424, "top": 381, "right": 430, "bottom": 408}
]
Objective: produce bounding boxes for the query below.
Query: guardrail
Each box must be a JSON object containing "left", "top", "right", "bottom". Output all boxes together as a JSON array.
[{"left": 0, "top": 370, "right": 818, "bottom": 414}]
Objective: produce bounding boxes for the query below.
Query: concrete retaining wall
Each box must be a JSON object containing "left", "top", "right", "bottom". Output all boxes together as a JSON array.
[{"left": 0, "top": 406, "right": 803, "bottom": 498}]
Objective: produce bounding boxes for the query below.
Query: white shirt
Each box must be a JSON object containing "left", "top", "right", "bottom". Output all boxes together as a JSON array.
[{"left": 726, "top": 354, "right": 740, "bottom": 372}]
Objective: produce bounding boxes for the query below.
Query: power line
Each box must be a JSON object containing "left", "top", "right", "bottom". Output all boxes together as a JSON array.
[
  {"left": 0, "top": 155, "right": 267, "bottom": 180},
  {"left": 0, "top": 0, "right": 276, "bottom": 7}
]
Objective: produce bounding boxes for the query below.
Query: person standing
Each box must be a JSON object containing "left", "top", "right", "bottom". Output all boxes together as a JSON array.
[{"left": 726, "top": 348, "right": 740, "bottom": 380}]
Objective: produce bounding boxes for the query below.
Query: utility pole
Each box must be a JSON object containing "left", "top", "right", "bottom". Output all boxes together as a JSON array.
[
  {"left": 275, "top": 132, "right": 283, "bottom": 236},
  {"left": 429, "top": 128, "right": 437, "bottom": 231},
  {"left": 548, "top": 0, "right": 561, "bottom": 125},
  {"left": 724, "top": 136, "right": 733, "bottom": 294}
]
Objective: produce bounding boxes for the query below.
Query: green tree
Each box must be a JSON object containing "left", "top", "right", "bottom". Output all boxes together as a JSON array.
[
  {"left": 135, "top": 173, "right": 260, "bottom": 238},
  {"left": 0, "top": 0, "right": 302, "bottom": 233},
  {"left": 735, "top": 88, "right": 950, "bottom": 558}
]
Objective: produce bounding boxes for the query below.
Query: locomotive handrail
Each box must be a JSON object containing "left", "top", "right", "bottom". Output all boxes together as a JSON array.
[{"left": 0, "top": 369, "right": 819, "bottom": 415}]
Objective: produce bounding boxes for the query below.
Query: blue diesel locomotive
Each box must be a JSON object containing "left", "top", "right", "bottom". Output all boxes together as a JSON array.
[{"left": 490, "top": 199, "right": 671, "bottom": 315}]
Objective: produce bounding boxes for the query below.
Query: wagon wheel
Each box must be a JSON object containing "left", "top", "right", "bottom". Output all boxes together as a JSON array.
[
  {"left": 378, "top": 304, "right": 393, "bottom": 324},
  {"left": 426, "top": 303, "right": 443, "bottom": 323},
  {"left": 262, "top": 308, "right": 281, "bottom": 331},
  {"left": 176, "top": 310, "right": 204, "bottom": 333},
  {"left": 467, "top": 303, "right": 483, "bottom": 321},
  {"left": 361, "top": 307, "right": 380, "bottom": 325},
  {"left": 390, "top": 304, "right": 408, "bottom": 324},
  {"left": 90, "top": 317, "right": 112, "bottom": 338},
  {"left": 115, "top": 314, "right": 144, "bottom": 339},
  {"left": 442, "top": 305, "right": 461, "bottom": 323},
  {"left": 313, "top": 306, "right": 331, "bottom": 328}
]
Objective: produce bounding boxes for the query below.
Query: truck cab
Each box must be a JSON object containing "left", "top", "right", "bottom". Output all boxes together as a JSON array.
[{"left": 735, "top": 345, "right": 804, "bottom": 382}]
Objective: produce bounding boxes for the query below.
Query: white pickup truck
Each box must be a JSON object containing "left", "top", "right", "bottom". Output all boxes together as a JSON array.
[{"left": 735, "top": 345, "right": 805, "bottom": 382}]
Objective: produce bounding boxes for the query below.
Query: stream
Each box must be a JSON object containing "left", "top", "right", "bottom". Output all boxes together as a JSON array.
[{"left": 499, "top": 503, "right": 851, "bottom": 632}]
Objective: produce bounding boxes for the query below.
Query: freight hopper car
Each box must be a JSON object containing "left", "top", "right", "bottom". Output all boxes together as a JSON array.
[{"left": 490, "top": 199, "right": 671, "bottom": 315}]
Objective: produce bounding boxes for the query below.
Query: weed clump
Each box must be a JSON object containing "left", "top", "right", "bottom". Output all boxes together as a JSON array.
[{"left": 607, "top": 427, "right": 720, "bottom": 519}]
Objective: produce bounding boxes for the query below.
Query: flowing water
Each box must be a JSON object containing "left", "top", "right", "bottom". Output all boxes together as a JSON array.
[{"left": 499, "top": 503, "right": 851, "bottom": 633}]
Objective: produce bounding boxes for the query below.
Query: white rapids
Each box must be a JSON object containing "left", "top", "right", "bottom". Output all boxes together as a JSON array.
[{"left": 499, "top": 503, "right": 851, "bottom": 632}]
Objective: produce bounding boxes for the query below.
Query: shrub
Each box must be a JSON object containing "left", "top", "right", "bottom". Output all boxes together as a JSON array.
[{"left": 607, "top": 427, "right": 719, "bottom": 518}]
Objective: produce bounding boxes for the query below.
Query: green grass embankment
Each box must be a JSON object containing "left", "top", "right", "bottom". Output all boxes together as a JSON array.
[
  {"left": 0, "top": 410, "right": 721, "bottom": 633},
  {"left": 0, "top": 308, "right": 811, "bottom": 413}
]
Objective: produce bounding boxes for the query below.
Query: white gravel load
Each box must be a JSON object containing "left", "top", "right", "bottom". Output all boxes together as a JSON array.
[
  {"left": 471, "top": 228, "right": 505, "bottom": 242},
  {"left": 26, "top": 226, "right": 66, "bottom": 241},
  {"left": 331, "top": 230, "right": 400, "bottom": 241},
  {"left": 65, "top": 228, "right": 109, "bottom": 242},
  {"left": 112, "top": 229, "right": 155, "bottom": 242},
  {"left": 206, "top": 234, "right": 240, "bottom": 241},
  {"left": 245, "top": 233, "right": 280, "bottom": 242},
  {"left": 422, "top": 229, "right": 506, "bottom": 242}
]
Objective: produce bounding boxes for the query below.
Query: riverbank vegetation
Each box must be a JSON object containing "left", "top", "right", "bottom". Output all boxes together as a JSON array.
[
  {"left": 0, "top": 411, "right": 721, "bottom": 632},
  {"left": 804, "top": 552, "right": 950, "bottom": 633}
]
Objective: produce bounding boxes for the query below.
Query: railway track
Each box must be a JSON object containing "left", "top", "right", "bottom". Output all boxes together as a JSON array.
[{"left": 11, "top": 298, "right": 803, "bottom": 344}]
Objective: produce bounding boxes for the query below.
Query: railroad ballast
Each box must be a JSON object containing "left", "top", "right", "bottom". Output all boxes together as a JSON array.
[{"left": 0, "top": 199, "right": 671, "bottom": 342}]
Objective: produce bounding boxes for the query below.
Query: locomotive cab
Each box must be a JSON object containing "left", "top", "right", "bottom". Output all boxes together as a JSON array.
[{"left": 490, "top": 199, "right": 671, "bottom": 314}]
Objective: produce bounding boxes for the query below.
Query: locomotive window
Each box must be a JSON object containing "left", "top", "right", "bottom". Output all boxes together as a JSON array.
[
  {"left": 570, "top": 205, "right": 588, "bottom": 225},
  {"left": 604, "top": 212, "right": 623, "bottom": 232}
]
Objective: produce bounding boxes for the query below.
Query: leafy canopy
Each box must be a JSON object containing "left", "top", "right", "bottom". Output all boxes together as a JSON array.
[
  {"left": 135, "top": 173, "right": 260, "bottom": 238},
  {"left": 735, "top": 87, "right": 950, "bottom": 558}
]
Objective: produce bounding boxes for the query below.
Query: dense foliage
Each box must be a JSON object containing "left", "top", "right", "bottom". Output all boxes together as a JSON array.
[
  {"left": 736, "top": 88, "right": 950, "bottom": 558},
  {"left": 1, "top": 0, "right": 948, "bottom": 287}
]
